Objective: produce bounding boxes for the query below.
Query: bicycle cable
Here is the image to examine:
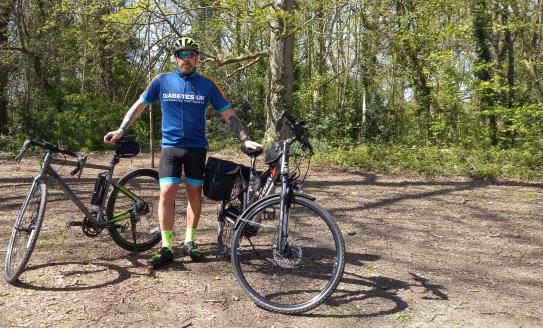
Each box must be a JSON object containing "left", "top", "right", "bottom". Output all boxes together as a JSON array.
[
  {"left": 52, "top": 153, "right": 67, "bottom": 176},
  {"left": 300, "top": 155, "right": 311, "bottom": 185}
]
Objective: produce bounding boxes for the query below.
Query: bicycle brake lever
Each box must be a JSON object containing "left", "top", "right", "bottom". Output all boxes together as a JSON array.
[
  {"left": 70, "top": 155, "right": 87, "bottom": 176},
  {"left": 77, "top": 156, "right": 87, "bottom": 178}
]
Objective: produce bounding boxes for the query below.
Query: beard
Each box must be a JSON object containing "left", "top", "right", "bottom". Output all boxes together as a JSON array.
[{"left": 178, "top": 62, "right": 195, "bottom": 75}]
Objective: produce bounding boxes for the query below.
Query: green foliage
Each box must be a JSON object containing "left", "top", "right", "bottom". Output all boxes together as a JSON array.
[
  {"left": 394, "top": 313, "right": 411, "bottom": 322},
  {"left": 2, "top": 0, "right": 543, "bottom": 182},
  {"left": 0, "top": 135, "right": 21, "bottom": 155},
  {"left": 15, "top": 93, "right": 126, "bottom": 152},
  {"left": 312, "top": 142, "right": 543, "bottom": 180}
]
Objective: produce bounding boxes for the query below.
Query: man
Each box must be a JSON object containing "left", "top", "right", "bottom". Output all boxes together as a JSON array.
[{"left": 104, "top": 36, "right": 261, "bottom": 268}]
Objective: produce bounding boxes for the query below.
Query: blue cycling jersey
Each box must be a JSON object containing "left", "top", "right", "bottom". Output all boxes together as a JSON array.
[{"left": 140, "top": 70, "right": 231, "bottom": 148}]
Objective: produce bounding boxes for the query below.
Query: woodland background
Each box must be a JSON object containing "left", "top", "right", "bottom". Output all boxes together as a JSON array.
[{"left": 0, "top": 0, "right": 542, "bottom": 179}]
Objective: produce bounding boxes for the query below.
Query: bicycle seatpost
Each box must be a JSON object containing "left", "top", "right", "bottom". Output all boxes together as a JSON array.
[
  {"left": 240, "top": 146, "right": 263, "bottom": 174},
  {"left": 250, "top": 156, "right": 257, "bottom": 172}
]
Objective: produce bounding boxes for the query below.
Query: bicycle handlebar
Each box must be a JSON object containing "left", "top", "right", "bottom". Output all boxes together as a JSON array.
[
  {"left": 14, "top": 138, "right": 87, "bottom": 176},
  {"left": 280, "top": 111, "right": 313, "bottom": 154}
]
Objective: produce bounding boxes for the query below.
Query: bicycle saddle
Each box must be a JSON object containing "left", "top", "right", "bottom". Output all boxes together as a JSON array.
[{"left": 241, "top": 146, "right": 263, "bottom": 157}]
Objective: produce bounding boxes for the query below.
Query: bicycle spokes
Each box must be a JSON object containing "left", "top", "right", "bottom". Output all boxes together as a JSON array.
[
  {"left": 232, "top": 196, "right": 345, "bottom": 313},
  {"left": 106, "top": 169, "right": 161, "bottom": 252}
]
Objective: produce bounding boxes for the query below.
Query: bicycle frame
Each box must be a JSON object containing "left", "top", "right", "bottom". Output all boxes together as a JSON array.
[
  {"left": 216, "top": 157, "right": 276, "bottom": 254},
  {"left": 221, "top": 141, "right": 295, "bottom": 251},
  {"left": 220, "top": 167, "right": 275, "bottom": 221},
  {"left": 36, "top": 150, "right": 146, "bottom": 227},
  {"left": 231, "top": 137, "right": 300, "bottom": 254}
]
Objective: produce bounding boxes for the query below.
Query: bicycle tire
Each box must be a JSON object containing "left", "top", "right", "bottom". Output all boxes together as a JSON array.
[
  {"left": 106, "top": 169, "right": 161, "bottom": 252},
  {"left": 216, "top": 218, "right": 233, "bottom": 261},
  {"left": 215, "top": 169, "right": 248, "bottom": 261},
  {"left": 230, "top": 194, "right": 345, "bottom": 314},
  {"left": 4, "top": 182, "right": 47, "bottom": 284}
]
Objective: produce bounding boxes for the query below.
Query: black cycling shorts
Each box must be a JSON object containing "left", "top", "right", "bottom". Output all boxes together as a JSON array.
[{"left": 158, "top": 147, "right": 207, "bottom": 186}]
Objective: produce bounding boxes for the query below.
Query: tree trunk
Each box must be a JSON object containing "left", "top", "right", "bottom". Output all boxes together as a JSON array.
[
  {"left": 312, "top": 0, "right": 325, "bottom": 117},
  {"left": 473, "top": 0, "right": 498, "bottom": 145},
  {"left": 517, "top": 0, "right": 543, "bottom": 102},
  {"left": 504, "top": 6, "right": 515, "bottom": 146},
  {"left": 97, "top": 3, "right": 114, "bottom": 98},
  {"left": 264, "top": 0, "right": 295, "bottom": 144},
  {"left": 409, "top": 52, "right": 432, "bottom": 140},
  {"left": 0, "top": 0, "right": 11, "bottom": 135}
]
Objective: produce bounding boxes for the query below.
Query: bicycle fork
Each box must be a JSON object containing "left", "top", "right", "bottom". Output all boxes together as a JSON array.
[{"left": 276, "top": 141, "right": 292, "bottom": 254}]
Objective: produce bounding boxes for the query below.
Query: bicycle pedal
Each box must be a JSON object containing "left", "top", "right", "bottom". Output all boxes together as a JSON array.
[{"left": 67, "top": 220, "right": 84, "bottom": 227}]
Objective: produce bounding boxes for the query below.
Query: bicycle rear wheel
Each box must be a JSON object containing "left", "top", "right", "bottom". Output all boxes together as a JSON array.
[
  {"left": 216, "top": 174, "right": 245, "bottom": 260},
  {"left": 106, "top": 169, "right": 160, "bottom": 252},
  {"left": 4, "top": 181, "right": 47, "bottom": 284},
  {"left": 231, "top": 195, "right": 345, "bottom": 314}
]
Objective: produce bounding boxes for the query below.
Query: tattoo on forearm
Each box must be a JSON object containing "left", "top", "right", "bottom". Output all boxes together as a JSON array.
[
  {"left": 120, "top": 102, "right": 145, "bottom": 131},
  {"left": 227, "top": 115, "right": 250, "bottom": 142},
  {"left": 120, "top": 107, "right": 137, "bottom": 129}
]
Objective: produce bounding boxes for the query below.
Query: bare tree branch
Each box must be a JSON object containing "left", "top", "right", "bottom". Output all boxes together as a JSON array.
[
  {"left": 201, "top": 50, "right": 270, "bottom": 67},
  {"left": 226, "top": 56, "right": 265, "bottom": 79},
  {"left": 153, "top": 0, "right": 182, "bottom": 37}
]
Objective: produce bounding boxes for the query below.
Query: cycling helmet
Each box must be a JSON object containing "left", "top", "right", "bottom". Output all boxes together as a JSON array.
[{"left": 172, "top": 36, "right": 199, "bottom": 54}]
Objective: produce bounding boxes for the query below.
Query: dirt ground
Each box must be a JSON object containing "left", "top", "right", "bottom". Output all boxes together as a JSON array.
[{"left": 0, "top": 152, "right": 542, "bottom": 328}]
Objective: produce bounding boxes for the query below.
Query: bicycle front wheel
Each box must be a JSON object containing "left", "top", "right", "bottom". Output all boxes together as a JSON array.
[
  {"left": 4, "top": 181, "right": 47, "bottom": 284},
  {"left": 106, "top": 169, "right": 161, "bottom": 252},
  {"left": 231, "top": 195, "right": 345, "bottom": 314}
]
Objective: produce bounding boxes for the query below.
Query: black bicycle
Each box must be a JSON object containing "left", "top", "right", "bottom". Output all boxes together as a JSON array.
[
  {"left": 210, "top": 146, "right": 277, "bottom": 261},
  {"left": 204, "top": 112, "right": 345, "bottom": 314},
  {"left": 4, "top": 136, "right": 161, "bottom": 284}
]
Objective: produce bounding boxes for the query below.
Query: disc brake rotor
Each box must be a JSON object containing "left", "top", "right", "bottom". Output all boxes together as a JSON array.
[{"left": 273, "top": 242, "right": 302, "bottom": 269}]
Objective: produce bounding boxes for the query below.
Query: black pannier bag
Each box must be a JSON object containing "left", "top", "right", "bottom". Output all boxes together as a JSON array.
[
  {"left": 115, "top": 135, "right": 140, "bottom": 158},
  {"left": 204, "top": 157, "right": 244, "bottom": 201}
]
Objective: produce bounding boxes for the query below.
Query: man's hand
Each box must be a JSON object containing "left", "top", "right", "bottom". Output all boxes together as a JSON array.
[
  {"left": 244, "top": 140, "right": 262, "bottom": 150},
  {"left": 103, "top": 129, "right": 124, "bottom": 144}
]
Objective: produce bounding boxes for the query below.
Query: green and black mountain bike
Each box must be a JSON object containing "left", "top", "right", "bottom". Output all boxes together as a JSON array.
[{"left": 4, "top": 136, "right": 161, "bottom": 284}]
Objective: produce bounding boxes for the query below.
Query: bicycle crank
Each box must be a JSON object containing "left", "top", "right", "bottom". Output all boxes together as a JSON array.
[{"left": 82, "top": 217, "right": 103, "bottom": 237}]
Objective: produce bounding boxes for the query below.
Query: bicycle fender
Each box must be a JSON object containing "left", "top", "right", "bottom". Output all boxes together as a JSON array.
[
  {"left": 235, "top": 193, "right": 317, "bottom": 230},
  {"left": 295, "top": 193, "right": 316, "bottom": 201}
]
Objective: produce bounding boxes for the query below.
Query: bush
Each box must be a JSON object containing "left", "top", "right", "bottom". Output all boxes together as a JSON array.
[
  {"left": 0, "top": 135, "right": 22, "bottom": 156},
  {"left": 312, "top": 142, "right": 543, "bottom": 180}
]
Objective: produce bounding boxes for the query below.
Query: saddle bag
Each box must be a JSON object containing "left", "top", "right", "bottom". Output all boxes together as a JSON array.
[{"left": 115, "top": 135, "right": 140, "bottom": 158}]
